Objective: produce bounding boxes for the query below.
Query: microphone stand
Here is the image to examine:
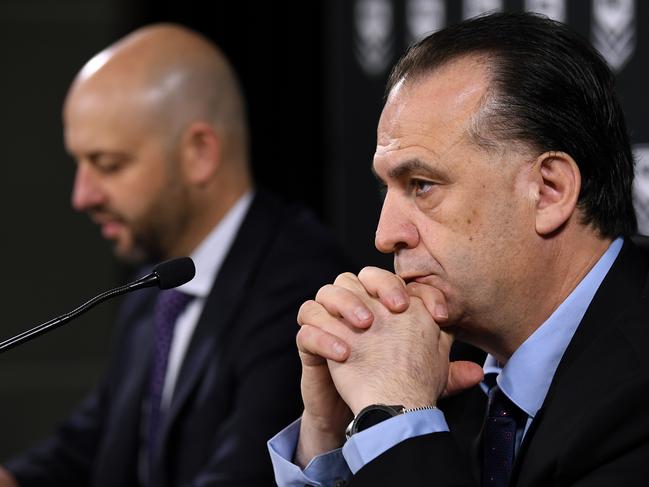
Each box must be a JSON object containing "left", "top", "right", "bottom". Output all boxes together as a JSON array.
[{"left": 0, "top": 273, "right": 159, "bottom": 355}]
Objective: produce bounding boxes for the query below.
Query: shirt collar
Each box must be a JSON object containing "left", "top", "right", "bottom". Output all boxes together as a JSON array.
[
  {"left": 484, "top": 237, "right": 623, "bottom": 418},
  {"left": 176, "top": 190, "right": 254, "bottom": 298}
]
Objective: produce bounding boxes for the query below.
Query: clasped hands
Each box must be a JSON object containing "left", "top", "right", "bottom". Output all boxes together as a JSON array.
[{"left": 294, "top": 267, "right": 483, "bottom": 467}]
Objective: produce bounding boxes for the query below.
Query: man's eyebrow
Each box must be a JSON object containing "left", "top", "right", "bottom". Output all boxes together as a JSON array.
[
  {"left": 86, "top": 150, "right": 130, "bottom": 162},
  {"left": 374, "top": 159, "right": 447, "bottom": 181}
]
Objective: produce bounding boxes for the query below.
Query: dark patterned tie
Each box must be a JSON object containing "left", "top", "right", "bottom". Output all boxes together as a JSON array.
[
  {"left": 147, "top": 289, "right": 194, "bottom": 472},
  {"left": 482, "top": 383, "right": 525, "bottom": 487}
]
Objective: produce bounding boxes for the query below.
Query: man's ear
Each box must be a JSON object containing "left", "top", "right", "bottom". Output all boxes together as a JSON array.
[
  {"left": 179, "top": 122, "right": 221, "bottom": 185},
  {"left": 533, "top": 151, "right": 581, "bottom": 236}
]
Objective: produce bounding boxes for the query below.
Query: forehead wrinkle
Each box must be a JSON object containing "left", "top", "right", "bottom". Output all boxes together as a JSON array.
[
  {"left": 376, "top": 58, "right": 497, "bottom": 186},
  {"left": 374, "top": 133, "right": 464, "bottom": 182}
]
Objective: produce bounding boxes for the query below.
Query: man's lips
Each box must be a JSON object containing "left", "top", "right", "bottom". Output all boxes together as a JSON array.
[
  {"left": 89, "top": 213, "right": 126, "bottom": 239},
  {"left": 400, "top": 274, "right": 459, "bottom": 329},
  {"left": 400, "top": 274, "right": 438, "bottom": 285},
  {"left": 100, "top": 220, "right": 125, "bottom": 239}
]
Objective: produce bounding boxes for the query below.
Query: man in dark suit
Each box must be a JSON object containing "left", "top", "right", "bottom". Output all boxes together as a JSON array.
[
  {"left": 0, "top": 24, "right": 348, "bottom": 486},
  {"left": 269, "top": 12, "right": 649, "bottom": 486}
]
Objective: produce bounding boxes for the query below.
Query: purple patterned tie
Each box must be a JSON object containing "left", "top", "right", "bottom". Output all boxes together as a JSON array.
[
  {"left": 147, "top": 289, "right": 194, "bottom": 471},
  {"left": 482, "top": 384, "right": 525, "bottom": 487}
]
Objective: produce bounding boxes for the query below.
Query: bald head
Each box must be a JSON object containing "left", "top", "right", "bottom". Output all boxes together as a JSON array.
[
  {"left": 67, "top": 23, "right": 248, "bottom": 155},
  {"left": 65, "top": 24, "right": 252, "bottom": 262}
]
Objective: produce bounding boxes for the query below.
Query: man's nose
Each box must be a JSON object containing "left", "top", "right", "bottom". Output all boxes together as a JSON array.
[
  {"left": 71, "top": 164, "right": 106, "bottom": 211},
  {"left": 374, "top": 192, "right": 419, "bottom": 254}
]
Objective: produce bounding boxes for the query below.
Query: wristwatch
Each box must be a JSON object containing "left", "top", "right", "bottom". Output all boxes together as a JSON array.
[
  {"left": 345, "top": 404, "right": 404, "bottom": 439},
  {"left": 345, "top": 403, "right": 437, "bottom": 439}
]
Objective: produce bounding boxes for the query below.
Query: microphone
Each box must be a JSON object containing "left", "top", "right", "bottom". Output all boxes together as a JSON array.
[{"left": 0, "top": 257, "right": 195, "bottom": 354}]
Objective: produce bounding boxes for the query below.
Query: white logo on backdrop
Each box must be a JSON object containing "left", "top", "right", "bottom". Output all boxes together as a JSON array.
[
  {"left": 592, "top": 0, "right": 636, "bottom": 72},
  {"left": 405, "top": 0, "right": 446, "bottom": 44},
  {"left": 524, "top": 0, "right": 567, "bottom": 22},
  {"left": 463, "top": 0, "right": 504, "bottom": 20},
  {"left": 633, "top": 145, "right": 649, "bottom": 236},
  {"left": 354, "top": 0, "right": 394, "bottom": 77}
]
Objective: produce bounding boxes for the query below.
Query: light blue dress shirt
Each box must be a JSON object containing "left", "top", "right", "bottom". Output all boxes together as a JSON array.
[{"left": 268, "top": 238, "right": 623, "bottom": 486}]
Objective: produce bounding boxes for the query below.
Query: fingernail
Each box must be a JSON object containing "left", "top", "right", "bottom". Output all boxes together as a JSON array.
[
  {"left": 333, "top": 342, "right": 347, "bottom": 358},
  {"left": 435, "top": 304, "right": 448, "bottom": 319},
  {"left": 355, "top": 308, "right": 371, "bottom": 322}
]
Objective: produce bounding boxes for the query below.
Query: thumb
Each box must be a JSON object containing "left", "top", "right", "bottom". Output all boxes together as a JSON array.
[{"left": 442, "top": 360, "right": 484, "bottom": 398}]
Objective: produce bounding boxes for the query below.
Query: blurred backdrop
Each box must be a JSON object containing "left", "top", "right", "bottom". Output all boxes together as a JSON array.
[{"left": 1, "top": 0, "right": 647, "bottom": 460}]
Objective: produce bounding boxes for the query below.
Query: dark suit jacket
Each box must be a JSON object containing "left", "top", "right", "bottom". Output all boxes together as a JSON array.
[
  {"left": 351, "top": 239, "right": 649, "bottom": 486},
  {"left": 6, "top": 190, "right": 351, "bottom": 487}
]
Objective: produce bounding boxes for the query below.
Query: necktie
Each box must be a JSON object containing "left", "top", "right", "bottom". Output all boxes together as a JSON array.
[
  {"left": 147, "top": 289, "right": 194, "bottom": 471},
  {"left": 482, "top": 383, "right": 525, "bottom": 487}
]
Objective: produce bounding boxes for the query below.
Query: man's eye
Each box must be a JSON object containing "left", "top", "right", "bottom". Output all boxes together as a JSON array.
[
  {"left": 97, "top": 162, "right": 122, "bottom": 174},
  {"left": 92, "top": 156, "right": 128, "bottom": 174},
  {"left": 411, "top": 179, "right": 434, "bottom": 196}
]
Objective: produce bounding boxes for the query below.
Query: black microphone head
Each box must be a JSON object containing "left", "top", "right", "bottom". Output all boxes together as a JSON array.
[{"left": 153, "top": 257, "right": 196, "bottom": 290}]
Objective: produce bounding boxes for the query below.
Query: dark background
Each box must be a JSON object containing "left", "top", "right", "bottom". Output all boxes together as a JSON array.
[{"left": 1, "top": 0, "right": 647, "bottom": 460}]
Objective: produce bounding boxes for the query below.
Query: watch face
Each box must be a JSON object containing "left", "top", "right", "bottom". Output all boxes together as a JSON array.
[
  {"left": 355, "top": 408, "right": 395, "bottom": 432},
  {"left": 351, "top": 404, "right": 404, "bottom": 436}
]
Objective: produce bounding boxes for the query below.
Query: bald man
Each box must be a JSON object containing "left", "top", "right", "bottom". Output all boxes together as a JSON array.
[{"left": 0, "top": 24, "right": 348, "bottom": 487}]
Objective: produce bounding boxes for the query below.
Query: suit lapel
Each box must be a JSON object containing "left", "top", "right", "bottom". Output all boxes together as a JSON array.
[
  {"left": 96, "top": 289, "right": 156, "bottom": 487},
  {"left": 511, "top": 240, "right": 649, "bottom": 485},
  {"left": 441, "top": 383, "right": 488, "bottom": 483},
  {"left": 157, "top": 191, "right": 286, "bottom": 459}
]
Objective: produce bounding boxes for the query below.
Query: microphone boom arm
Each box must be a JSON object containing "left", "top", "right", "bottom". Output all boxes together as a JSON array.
[{"left": 0, "top": 272, "right": 161, "bottom": 355}]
